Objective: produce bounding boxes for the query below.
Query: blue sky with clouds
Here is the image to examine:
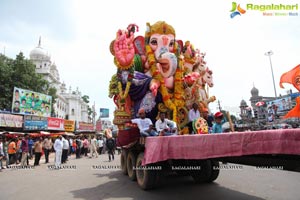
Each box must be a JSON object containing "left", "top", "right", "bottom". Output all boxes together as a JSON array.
[{"left": 1, "top": 0, "right": 300, "bottom": 119}]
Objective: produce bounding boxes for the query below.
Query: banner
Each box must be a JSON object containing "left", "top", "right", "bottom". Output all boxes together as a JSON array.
[
  {"left": 266, "top": 97, "right": 292, "bottom": 112},
  {"left": 78, "top": 122, "right": 94, "bottom": 131},
  {"left": 12, "top": 87, "right": 52, "bottom": 117},
  {"left": 100, "top": 108, "right": 109, "bottom": 118},
  {"left": 0, "top": 113, "right": 23, "bottom": 128},
  {"left": 24, "top": 115, "right": 48, "bottom": 130},
  {"left": 96, "top": 120, "right": 102, "bottom": 131},
  {"left": 64, "top": 120, "right": 75, "bottom": 132},
  {"left": 47, "top": 117, "right": 65, "bottom": 130}
]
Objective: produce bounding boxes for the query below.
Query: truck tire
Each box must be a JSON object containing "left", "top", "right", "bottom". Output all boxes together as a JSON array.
[
  {"left": 127, "top": 151, "right": 137, "bottom": 181},
  {"left": 120, "top": 149, "right": 128, "bottom": 175},
  {"left": 191, "top": 160, "right": 212, "bottom": 183},
  {"left": 136, "top": 152, "right": 157, "bottom": 190},
  {"left": 206, "top": 160, "right": 220, "bottom": 183}
]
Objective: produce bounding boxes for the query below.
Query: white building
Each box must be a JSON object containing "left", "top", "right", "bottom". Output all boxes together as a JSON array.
[{"left": 29, "top": 37, "right": 88, "bottom": 122}]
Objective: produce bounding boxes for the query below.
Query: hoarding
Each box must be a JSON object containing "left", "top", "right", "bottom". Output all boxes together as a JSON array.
[
  {"left": 47, "top": 117, "right": 65, "bottom": 130},
  {"left": 12, "top": 87, "right": 52, "bottom": 117},
  {"left": 24, "top": 115, "right": 48, "bottom": 130},
  {"left": 0, "top": 113, "right": 23, "bottom": 128},
  {"left": 96, "top": 120, "right": 102, "bottom": 131},
  {"left": 64, "top": 120, "right": 75, "bottom": 132},
  {"left": 99, "top": 108, "right": 109, "bottom": 118},
  {"left": 78, "top": 122, "right": 94, "bottom": 131},
  {"left": 266, "top": 96, "right": 292, "bottom": 112}
]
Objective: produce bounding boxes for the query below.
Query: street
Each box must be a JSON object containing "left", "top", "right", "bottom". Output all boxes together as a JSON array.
[{"left": 0, "top": 153, "right": 300, "bottom": 200}]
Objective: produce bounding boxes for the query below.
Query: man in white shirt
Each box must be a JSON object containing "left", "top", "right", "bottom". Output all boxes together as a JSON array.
[
  {"left": 188, "top": 103, "right": 201, "bottom": 134},
  {"left": 62, "top": 136, "right": 69, "bottom": 164},
  {"left": 155, "top": 112, "right": 177, "bottom": 136},
  {"left": 97, "top": 137, "right": 104, "bottom": 154},
  {"left": 89, "top": 136, "right": 98, "bottom": 158},
  {"left": 131, "top": 108, "right": 158, "bottom": 137},
  {"left": 54, "top": 135, "right": 63, "bottom": 167}
]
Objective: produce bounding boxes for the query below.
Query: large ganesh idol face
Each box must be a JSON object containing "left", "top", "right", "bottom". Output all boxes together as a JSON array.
[{"left": 147, "top": 21, "right": 177, "bottom": 79}]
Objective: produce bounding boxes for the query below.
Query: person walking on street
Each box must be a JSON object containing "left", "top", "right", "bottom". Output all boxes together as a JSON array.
[
  {"left": 20, "top": 134, "right": 29, "bottom": 166},
  {"left": 62, "top": 136, "right": 69, "bottom": 164},
  {"left": 8, "top": 138, "right": 17, "bottom": 165},
  {"left": 90, "top": 136, "right": 98, "bottom": 158},
  {"left": 105, "top": 131, "right": 115, "bottom": 162},
  {"left": 33, "top": 138, "right": 42, "bottom": 166},
  {"left": 42, "top": 136, "right": 52, "bottom": 164},
  {"left": 54, "top": 135, "right": 63, "bottom": 167}
]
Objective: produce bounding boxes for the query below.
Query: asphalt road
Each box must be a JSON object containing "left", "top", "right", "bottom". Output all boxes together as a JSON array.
[{"left": 0, "top": 153, "right": 299, "bottom": 200}]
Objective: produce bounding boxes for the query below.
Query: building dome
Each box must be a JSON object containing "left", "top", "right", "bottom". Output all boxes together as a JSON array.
[
  {"left": 240, "top": 99, "right": 247, "bottom": 107},
  {"left": 251, "top": 86, "right": 259, "bottom": 97},
  {"left": 29, "top": 37, "right": 50, "bottom": 60}
]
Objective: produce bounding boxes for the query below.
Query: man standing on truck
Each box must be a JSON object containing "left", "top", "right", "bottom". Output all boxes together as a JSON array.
[
  {"left": 131, "top": 108, "right": 158, "bottom": 137},
  {"left": 155, "top": 112, "right": 177, "bottom": 136},
  {"left": 188, "top": 103, "right": 201, "bottom": 134}
]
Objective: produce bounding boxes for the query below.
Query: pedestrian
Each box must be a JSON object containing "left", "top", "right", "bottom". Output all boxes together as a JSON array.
[
  {"left": 3, "top": 137, "right": 9, "bottom": 168},
  {"left": 8, "top": 138, "right": 17, "bottom": 165},
  {"left": 28, "top": 136, "right": 34, "bottom": 159},
  {"left": 20, "top": 134, "right": 29, "bottom": 166},
  {"left": 75, "top": 137, "right": 81, "bottom": 159},
  {"left": 42, "top": 136, "right": 52, "bottom": 164},
  {"left": 62, "top": 136, "right": 69, "bottom": 163},
  {"left": 106, "top": 137, "right": 115, "bottom": 162},
  {"left": 97, "top": 136, "right": 104, "bottom": 155},
  {"left": 82, "top": 136, "right": 89, "bottom": 157},
  {"left": 89, "top": 136, "right": 98, "bottom": 158},
  {"left": 54, "top": 135, "right": 63, "bottom": 167},
  {"left": 16, "top": 138, "right": 22, "bottom": 164},
  {"left": 0, "top": 137, "right": 4, "bottom": 171},
  {"left": 33, "top": 138, "right": 43, "bottom": 166}
]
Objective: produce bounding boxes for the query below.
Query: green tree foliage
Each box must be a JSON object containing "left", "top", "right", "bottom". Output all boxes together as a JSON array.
[
  {"left": 81, "top": 95, "right": 93, "bottom": 120},
  {"left": 48, "top": 87, "right": 57, "bottom": 117},
  {"left": 0, "top": 52, "right": 50, "bottom": 111}
]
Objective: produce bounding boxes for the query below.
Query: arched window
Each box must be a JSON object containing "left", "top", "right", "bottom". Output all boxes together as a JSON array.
[{"left": 71, "top": 109, "right": 75, "bottom": 115}]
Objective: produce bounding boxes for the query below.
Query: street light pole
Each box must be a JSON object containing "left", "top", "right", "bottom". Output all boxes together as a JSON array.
[{"left": 264, "top": 50, "right": 277, "bottom": 98}]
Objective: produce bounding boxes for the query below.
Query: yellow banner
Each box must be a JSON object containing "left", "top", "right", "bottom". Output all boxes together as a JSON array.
[{"left": 64, "top": 120, "right": 75, "bottom": 132}]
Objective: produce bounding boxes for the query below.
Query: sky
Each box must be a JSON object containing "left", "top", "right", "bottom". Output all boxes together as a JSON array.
[{"left": 0, "top": 0, "right": 299, "bottom": 120}]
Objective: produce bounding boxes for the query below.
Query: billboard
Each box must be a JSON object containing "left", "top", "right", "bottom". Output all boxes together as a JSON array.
[
  {"left": 0, "top": 113, "right": 23, "bottom": 128},
  {"left": 64, "top": 120, "right": 75, "bottom": 132},
  {"left": 77, "top": 122, "right": 94, "bottom": 131},
  {"left": 12, "top": 87, "right": 52, "bottom": 117},
  {"left": 47, "top": 117, "right": 65, "bottom": 130},
  {"left": 266, "top": 96, "right": 292, "bottom": 112},
  {"left": 24, "top": 115, "right": 48, "bottom": 130},
  {"left": 100, "top": 108, "right": 109, "bottom": 118}
]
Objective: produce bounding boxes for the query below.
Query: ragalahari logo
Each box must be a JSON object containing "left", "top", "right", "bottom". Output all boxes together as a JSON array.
[{"left": 230, "top": 2, "right": 246, "bottom": 18}]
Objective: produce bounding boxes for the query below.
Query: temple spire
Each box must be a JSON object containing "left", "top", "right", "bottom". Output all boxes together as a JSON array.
[{"left": 38, "top": 36, "right": 41, "bottom": 47}]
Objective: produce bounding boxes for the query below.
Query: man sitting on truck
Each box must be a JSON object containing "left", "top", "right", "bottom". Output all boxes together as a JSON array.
[
  {"left": 155, "top": 112, "right": 177, "bottom": 136},
  {"left": 131, "top": 108, "right": 158, "bottom": 137}
]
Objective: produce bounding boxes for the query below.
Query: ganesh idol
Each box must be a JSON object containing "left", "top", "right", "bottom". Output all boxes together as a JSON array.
[{"left": 109, "top": 21, "right": 185, "bottom": 126}]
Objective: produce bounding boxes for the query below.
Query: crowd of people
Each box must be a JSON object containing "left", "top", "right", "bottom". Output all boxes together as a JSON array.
[{"left": 0, "top": 133, "right": 117, "bottom": 172}]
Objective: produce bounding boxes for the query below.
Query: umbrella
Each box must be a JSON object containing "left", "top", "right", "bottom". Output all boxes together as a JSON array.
[{"left": 255, "top": 101, "right": 265, "bottom": 107}]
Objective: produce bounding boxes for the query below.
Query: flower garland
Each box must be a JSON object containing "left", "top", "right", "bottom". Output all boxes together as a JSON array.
[
  {"left": 145, "top": 44, "right": 185, "bottom": 122},
  {"left": 116, "top": 68, "right": 134, "bottom": 100}
]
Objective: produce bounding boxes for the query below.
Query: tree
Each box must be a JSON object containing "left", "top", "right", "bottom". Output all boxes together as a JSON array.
[
  {"left": 82, "top": 95, "right": 93, "bottom": 120},
  {"left": 0, "top": 52, "right": 49, "bottom": 111},
  {"left": 48, "top": 87, "right": 57, "bottom": 117}
]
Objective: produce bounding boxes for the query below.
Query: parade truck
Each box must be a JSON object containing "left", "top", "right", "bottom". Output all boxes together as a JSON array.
[{"left": 108, "top": 21, "right": 300, "bottom": 190}]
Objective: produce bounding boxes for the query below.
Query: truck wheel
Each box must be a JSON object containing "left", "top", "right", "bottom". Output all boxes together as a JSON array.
[
  {"left": 127, "top": 151, "right": 137, "bottom": 181},
  {"left": 120, "top": 149, "right": 128, "bottom": 175},
  {"left": 191, "top": 160, "right": 212, "bottom": 183},
  {"left": 136, "top": 152, "right": 157, "bottom": 190},
  {"left": 206, "top": 160, "right": 220, "bottom": 183}
]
